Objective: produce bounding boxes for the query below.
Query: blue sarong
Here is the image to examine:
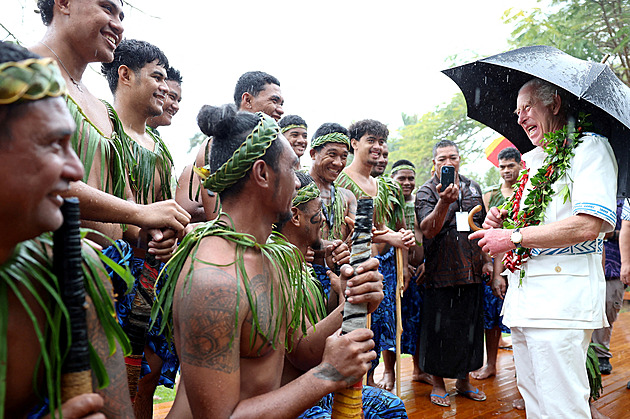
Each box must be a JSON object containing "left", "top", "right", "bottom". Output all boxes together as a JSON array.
[
  {"left": 103, "top": 240, "right": 179, "bottom": 388},
  {"left": 399, "top": 277, "right": 422, "bottom": 355},
  {"left": 482, "top": 283, "right": 510, "bottom": 334},
  {"left": 298, "top": 385, "right": 408, "bottom": 418}
]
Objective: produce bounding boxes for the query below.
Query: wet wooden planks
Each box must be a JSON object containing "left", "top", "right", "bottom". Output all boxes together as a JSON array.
[{"left": 154, "top": 311, "right": 630, "bottom": 418}]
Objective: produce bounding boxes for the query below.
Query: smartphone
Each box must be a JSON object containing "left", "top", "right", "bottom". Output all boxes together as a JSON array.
[{"left": 440, "top": 166, "right": 455, "bottom": 190}]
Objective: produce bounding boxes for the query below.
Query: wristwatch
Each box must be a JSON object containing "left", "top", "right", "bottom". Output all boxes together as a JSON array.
[{"left": 510, "top": 228, "right": 523, "bottom": 249}]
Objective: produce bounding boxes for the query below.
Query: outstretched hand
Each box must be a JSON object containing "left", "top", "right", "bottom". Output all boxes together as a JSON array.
[{"left": 469, "top": 228, "right": 514, "bottom": 255}]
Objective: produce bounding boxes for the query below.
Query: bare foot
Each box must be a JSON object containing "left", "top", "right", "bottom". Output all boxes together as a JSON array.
[
  {"left": 512, "top": 399, "right": 525, "bottom": 410},
  {"left": 412, "top": 371, "right": 434, "bottom": 385},
  {"left": 471, "top": 364, "right": 496, "bottom": 380},
  {"left": 590, "top": 403, "right": 609, "bottom": 419},
  {"left": 376, "top": 371, "right": 395, "bottom": 392}
]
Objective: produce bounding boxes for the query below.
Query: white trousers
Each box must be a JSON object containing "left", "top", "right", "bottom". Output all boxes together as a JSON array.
[{"left": 511, "top": 327, "right": 593, "bottom": 419}]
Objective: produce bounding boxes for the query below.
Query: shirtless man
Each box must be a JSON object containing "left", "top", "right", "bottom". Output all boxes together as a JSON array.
[
  {"left": 336, "top": 119, "right": 413, "bottom": 389},
  {"left": 1, "top": 40, "right": 132, "bottom": 419},
  {"left": 308, "top": 123, "right": 357, "bottom": 269},
  {"left": 31, "top": 0, "right": 190, "bottom": 249},
  {"left": 279, "top": 114, "right": 308, "bottom": 158},
  {"left": 164, "top": 104, "right": 382, "bottom": 418},
  {"left": 277, "top": 173, "right": 407, "bottom": 418},
  {"left": 100, "top": 38, "right": 181, "bottom": 418}
]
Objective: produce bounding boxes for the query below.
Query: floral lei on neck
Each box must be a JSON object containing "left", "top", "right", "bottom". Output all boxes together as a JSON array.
[{"left": 500, "top": 114, "right": 591, "bottom": 280}]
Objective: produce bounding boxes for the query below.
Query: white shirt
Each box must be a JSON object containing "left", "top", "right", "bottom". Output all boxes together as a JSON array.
[{"left": 502, "top": 133, "right": 617, "bottom": 329}]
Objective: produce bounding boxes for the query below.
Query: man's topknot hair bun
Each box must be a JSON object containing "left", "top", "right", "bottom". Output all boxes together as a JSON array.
[{"left": 197, "top": 104, "right": 239, "bottom": 139}]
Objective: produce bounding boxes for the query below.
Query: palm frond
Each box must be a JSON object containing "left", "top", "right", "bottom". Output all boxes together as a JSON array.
[{"left": 0, "top": 231, "right": 133, "bottom": 417}]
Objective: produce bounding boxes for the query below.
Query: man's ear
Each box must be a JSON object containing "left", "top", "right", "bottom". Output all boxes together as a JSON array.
[
  {"left": 241, "top": 92, "right": 254, "bottom": 110},
  {"left": 56, "top": 0, "right": 71, "bottom": 16},
  {"left": 551, "top": 94, "right": 562, "bottom": 115},
  {"left": 310, "top": 148, "right": 317, "bottom": 160},
  {"left": 250, "top": 159, "right": 270, "bottom": 189},
  {"left": 290, "top": 207, "right": 300, "bottom": 227},
  {"left": 117, "top": 65, "right": 134, "bottom": 88},
  {"left": 350, "top": 138, "right": 359, "bottom": 153}
]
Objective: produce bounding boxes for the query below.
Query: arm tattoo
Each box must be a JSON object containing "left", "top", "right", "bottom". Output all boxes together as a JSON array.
[
  {"left": 313, "top": 362, "right": 358, "bottom": 385},
  {"left": 178, "top": 268, "right": 240, "bottom": 373}
]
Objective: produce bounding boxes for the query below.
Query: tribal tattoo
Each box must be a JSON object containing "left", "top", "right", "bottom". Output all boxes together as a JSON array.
[{"left": 313, "top": 363, "right": 359, "bottom": 386}]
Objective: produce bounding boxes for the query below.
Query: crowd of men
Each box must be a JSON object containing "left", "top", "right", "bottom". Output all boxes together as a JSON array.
[{"left": 1, "top": 1, "right": 627, "bottom": 418}]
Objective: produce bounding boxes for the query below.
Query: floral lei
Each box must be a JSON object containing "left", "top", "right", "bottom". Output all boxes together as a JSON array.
[{"left": 500, "top": 114, "right": 591, "bottom": 282}]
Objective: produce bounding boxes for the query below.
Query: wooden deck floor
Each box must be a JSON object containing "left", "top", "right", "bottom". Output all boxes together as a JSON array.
[{"left": 154, "top": 311, "right": 630, "bottom": 418}]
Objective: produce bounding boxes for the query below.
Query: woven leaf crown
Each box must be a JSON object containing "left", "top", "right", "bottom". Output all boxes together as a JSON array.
[
  {"left": 203, "top": 112, "right": 279, "bottom": 193},
  {"left": 0, "top": 58, "right": 66, "bottom": 105}
]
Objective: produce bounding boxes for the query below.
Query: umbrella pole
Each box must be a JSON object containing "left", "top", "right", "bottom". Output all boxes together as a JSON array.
[{"left": 395, "top": 247, "right": 404, "bottom": 397}]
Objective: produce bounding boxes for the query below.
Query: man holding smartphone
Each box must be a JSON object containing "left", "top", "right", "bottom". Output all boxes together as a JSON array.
[{"left": 415, "top": 140, "right": 493, "bottom": 408}]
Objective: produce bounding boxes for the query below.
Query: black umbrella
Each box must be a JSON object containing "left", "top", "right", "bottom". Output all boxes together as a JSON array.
[{"left": 443, "top": 45, "right": 630, "bottom": 197}]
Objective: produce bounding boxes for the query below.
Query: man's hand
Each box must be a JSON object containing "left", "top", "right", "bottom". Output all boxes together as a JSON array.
[
  {"left": 315, "top": 328, "right": 376, "bottom": 389},
  {"left": 147, "top": 228, "right": 178, "bottom": 262},
  {"left": 136, "top": 199, "right": 191, "bottom": 232},
  {"left": 491, "top": 275, "right": 507, "bottom": 299},
  {"left": 415, "top": 263, "right": 425, "bottom": 285},
  {"left": 621, "top": 263, "right": 630, "bottom": 286},
  {"left": 469, "top": 228, "right": 514, "bottom": 255},
  {"left": 437, "top": 183, "right": 459, "bottom": 205},
  {"left": 305, "top": 246, "right": 315, "bottom": 267},
  {"left": 44, "top": 394, "right": 105, "bottom": 419},
  {"left": 482, "top": 261, "right": 494, "bottom": 277},
  {"left": 372, "top": 228, "right": 413, "bottom": 249},
  {"left": 325, "top": 240, "right": 350, "bottom": 267},
  {"left": 339, "top": 258, "right": 383, "bottom": 314},
  {"left": 483, "top": 207, "right": 508, "bottom": 229}
]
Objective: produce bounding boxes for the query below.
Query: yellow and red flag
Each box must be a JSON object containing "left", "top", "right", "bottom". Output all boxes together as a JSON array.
[{"left": 485, "top": 137, "right": 516, "bottom": 167}]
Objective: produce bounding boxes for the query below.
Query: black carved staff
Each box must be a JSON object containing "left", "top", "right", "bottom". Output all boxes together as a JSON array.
[
  {"left": 331, "top": 197, "right": 373, "bottom": 419},
  {"left": 54, "top": 197, "right": 93, "bottom": 402}
]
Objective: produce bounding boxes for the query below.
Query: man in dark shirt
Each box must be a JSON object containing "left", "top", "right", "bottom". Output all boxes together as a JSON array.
[{"left": 416, "top": 140, "right": 492, "bottom": 407}]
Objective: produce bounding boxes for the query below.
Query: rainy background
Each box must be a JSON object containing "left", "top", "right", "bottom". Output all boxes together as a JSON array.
[{"left": 3, "top": 0, "right": 543, "bottom": 181}]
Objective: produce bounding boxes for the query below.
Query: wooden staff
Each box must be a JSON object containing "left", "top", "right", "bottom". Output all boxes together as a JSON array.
[
  {"left": 468, "top": 204, "right": 484, "bottom": 231},
  {"left": 54, "top": 198, "right": 93, "bottom": 402},
  {"left": 331, "top": 197, "right": 373, "bottom": 419},
  {"left": 123, "top": 245, "right": 161, "bottom": 402},
  {"left": 395, "top": 247, "right": 404, "bottom": 397}
]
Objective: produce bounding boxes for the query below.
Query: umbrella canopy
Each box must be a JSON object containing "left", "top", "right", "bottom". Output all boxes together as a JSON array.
[{"left": 443, "top": 45, "right": 630, "bottom": 197}]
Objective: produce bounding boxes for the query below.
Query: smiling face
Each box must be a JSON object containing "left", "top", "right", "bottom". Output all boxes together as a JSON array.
[
  {"left": 148, "top": 80, "right": 181, "bottom": 128},
  {"left": 0, "top": 98, "right": 84, "bottom": 243},
  {"left": 310, "top": 142, "right": 349, "bottom": 185},
  {"left": 393, "top": 169, "right": 416, "bottom": 199},
  {"left": 249, "top": 83, "right": 284, "bottom": 121},
  {"left": 352, "top": 132, "right": 386, "bottom": 166},
  {"left": 285, "top": 127, "right": 308, "bottom": 158},
  {"left": 371, "top": 143, "right": 389, "bottom": 176},
  {"left": 130, "top": 60, "right": 169, "bottom": 118},
  {"left": 515, "top": 83, "right": 565, "bottom": 148},
  {"left": 65, "top": 0, "right": 124, "bottom": 63}
]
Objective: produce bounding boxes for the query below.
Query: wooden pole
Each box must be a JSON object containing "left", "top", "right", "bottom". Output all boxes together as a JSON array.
[{"left": 395, "top": 247, "right": 404, "bottom": 398}]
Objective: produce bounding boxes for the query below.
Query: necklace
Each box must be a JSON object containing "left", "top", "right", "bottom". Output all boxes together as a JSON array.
[
  {"left": 501, "top": 114, "right": 590, "bottom": 283},
  {"left": 39, "top": 41, "right": 83, "bottom": 92}
]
